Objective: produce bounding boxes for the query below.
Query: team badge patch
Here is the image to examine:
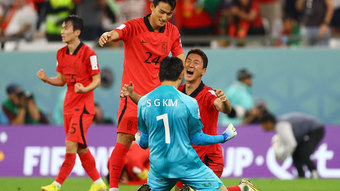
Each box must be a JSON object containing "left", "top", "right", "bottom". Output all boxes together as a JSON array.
[
  {"left": 90, "top": 55, "right": 98, "bottom": 70},
  {"left": 116, "top": 24, "right": 126, "bottom": 30}
]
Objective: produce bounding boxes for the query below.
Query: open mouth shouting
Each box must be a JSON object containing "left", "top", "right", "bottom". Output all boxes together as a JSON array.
[{"left": 186, "top": 69, "right": 194, "bottom": 78}]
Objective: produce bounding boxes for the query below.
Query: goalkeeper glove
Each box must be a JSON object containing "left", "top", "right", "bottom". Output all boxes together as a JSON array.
[
  {"left": 135, "top": 132, "right": 141, "bottom": 144},
  {"left": 133, "top": 166, "right": 148, "bottom": 180},
  {"left": 222, "top": 123, "right": 237, "bottom": 143}
]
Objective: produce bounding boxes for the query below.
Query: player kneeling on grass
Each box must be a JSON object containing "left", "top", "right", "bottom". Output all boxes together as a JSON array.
[
  {"left": 122, "top": 54, "right": 261, "bottom": 191},
  {"left": 122, "top": 56, "right": 252, "bottom": 191},
  {"left": 37, "top": 15, "right": 106, "bottom": 191}
]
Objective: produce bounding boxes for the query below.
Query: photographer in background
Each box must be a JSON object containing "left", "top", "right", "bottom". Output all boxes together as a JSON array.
[
  {"left": 220, "top": 68, "right": 263, "bottom": 126},
  {"left": 222, "top": 98, "right": 266, "bottom": 126},
  {"left": 2, "top": 83, "right": 48, "bottom": 125}
]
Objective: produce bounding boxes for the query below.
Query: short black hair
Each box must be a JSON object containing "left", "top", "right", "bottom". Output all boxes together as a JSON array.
[
  {"left": 186, "top": 48, "right": 208, "bottom": 68},
  {"left": 63, "top": 15, "right": 83, "bottom": 35},
  {"left": 259, "top": 111, "right": 276, "bottom": 123},
  {"left": 153, "top": 0, "right": 177, "bottom": 10},
  {"left": 159, "top": 56, "right": 183, "bottom": 82}
]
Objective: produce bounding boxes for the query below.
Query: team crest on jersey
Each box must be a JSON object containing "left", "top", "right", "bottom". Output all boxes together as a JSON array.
[
  {"left": 162, "top": 42, "right": 168, "bottom": 54},
  {"left": 127, "top": 120, "right": 134, "bottom": 130}
]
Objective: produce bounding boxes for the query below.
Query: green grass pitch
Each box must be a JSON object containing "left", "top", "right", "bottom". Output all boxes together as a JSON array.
[{"left": 0, "top": 177, "right": 339, "bottom": 191}]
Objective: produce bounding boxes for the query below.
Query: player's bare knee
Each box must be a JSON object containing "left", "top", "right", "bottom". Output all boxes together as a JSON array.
[
  {"left": 218, "top": 185, "right": 227, "bottom": 191},
  {"left": 65, "top": 141, "right": 78, "bottom": 153},
  {"left": 117, "top": 133, "right": 134, "bottom": 147},
  {"left": 77, "top": 147, "right": 88, "bottom": 155}
]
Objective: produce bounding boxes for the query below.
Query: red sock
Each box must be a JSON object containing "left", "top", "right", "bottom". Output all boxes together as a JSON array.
[
  {"left": 79, "top": 149, "right": 101, "bottom": 181},
  {"left": 109, "top": 143, "right": 129, "bottom": 188},
  {"left": 226, "top": 186, "right": 241, "bottom": 191},
  {"left": 56, "top": 153, "right": 76, "bottom": 185}
]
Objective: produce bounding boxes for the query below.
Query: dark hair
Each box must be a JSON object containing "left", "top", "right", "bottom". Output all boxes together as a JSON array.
[
  {"left": 237, "top": 68, "right": 252, "bottom": 80},
  {"left": 63, "top": 15, "right": 83, "bottom": 35},
  {"left": 153, "top": 0, "right": 177, "bottom": 10},
  {"left": 6, "top": 83, "right": 20, "bottom": 94},
  {"left": 186, "top": 48, "right": 208, "bottom": 68},
  {"left": 259, "top": 111, "right": 276, "bottom": 123},
  {"left": 159, "top": 56, "right": 183, "bottom": 82}
]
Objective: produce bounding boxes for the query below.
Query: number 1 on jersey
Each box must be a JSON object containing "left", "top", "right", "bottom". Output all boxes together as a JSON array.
[{"left": 157, "top": 113, "right": 170, "bottom": 144}]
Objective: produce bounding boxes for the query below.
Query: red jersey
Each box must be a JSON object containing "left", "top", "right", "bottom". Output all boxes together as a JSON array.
[
  {"left": 248, "top": 1, "right": 263, "bottom": 28},
  {"left": 178, "top": 82, "right": 221, "bottom": 157},
  {"left": 175, "top": 0, "right": 213, "bottom": 29},
  {"left": 56, "top": 42, "right": 100, "bottom": 115},
  {"left": 125, "top": 142, "right": 150, "bottom": 181},
  {"left": 114, "top": 15, "right": 184, "bottom": 96}
]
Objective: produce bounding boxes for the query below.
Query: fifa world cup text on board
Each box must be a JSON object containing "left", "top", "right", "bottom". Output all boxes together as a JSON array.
[{"left": 20, "top": 144, "right": 340, "bottom": 178}]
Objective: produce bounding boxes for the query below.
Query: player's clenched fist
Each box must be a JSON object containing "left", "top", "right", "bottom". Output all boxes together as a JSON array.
[
  {"left": 37, "top": 69, "right": 47, "bottom": 81},
  {"left": 74, "top": 83, "right": 85, "bottom": 93},
  {"left": 215, "top": 89, "right": 227, "bottom": 102},
  {"left": 120, "top": 81, "right": 134, "bottom": 97},
  {"left": 99, "top": 31, "right": 113, "bottom": 47}
]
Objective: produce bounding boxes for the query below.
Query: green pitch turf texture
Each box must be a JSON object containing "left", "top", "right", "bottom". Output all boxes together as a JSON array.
[{"left": 0, "top": 177, "right": 339, "bottom": 191}]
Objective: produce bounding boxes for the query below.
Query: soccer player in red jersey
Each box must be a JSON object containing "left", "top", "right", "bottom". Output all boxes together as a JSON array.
[
  {"left": 121, "top": 141, "right": 150, "bottom": 184},
  {"left": 98, "top": 0, "right": 185, "bottom": 190},
  {"left": 175, "top": 48, "right": 260, "bottom": 191},
  {"left": 178, "top": 48, "right": 231, "bottom": 177},
  {"left": 36, "top": 15, "right": 106, "bottom": 191}
]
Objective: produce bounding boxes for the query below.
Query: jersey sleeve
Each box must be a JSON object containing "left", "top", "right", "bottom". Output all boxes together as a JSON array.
[
  {"left": 113, "top": 20, "right": 132, "bottom": 41},
  {"left": 170, "top": 26, "right": 184, "bottom": 57},
  {"left": 56, "top": 50, "right": 62, "bottom": 73},
  {"left": 137, "top": 97, "right": 148, "bottom": 134},
  {"left": 87, "top": 50, "right": 100, "bottom": 76},
  {"left": 205, "top": 89, "right": 219, "bottom": 111},
  {"left": 187, "top": 98, "right": 204, "bottom": 135}
]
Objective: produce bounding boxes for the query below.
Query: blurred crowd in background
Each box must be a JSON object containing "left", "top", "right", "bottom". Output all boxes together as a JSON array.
[
  {"left": 1, "top": 83, "right": 115, "bottom": 125},
  {"left": 1, "top": 0, "right": 340, "bottom": 49}
]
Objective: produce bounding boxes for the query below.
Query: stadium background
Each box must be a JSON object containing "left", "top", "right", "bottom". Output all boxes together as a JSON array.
[
  {"left": 1, "top": 48, "right": 340, "bottom": 182},
  {"left": 1, "top": 48, "right": 340, "bottom": 125}
]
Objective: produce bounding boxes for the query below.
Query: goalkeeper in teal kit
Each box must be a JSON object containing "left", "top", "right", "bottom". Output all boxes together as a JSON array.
[{"left": 135, "top": 56, "right": 237, "bottom": 191}]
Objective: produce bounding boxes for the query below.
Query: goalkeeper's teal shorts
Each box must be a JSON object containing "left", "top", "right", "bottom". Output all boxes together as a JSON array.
[{"left": 147, "top": 164, "right": 223, "bottom": 190}]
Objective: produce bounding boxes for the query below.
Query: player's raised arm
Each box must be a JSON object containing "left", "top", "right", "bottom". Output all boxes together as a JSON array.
[
  {"left": 176, "top": 53, "right": 185, "bottom": 65},
  {"left": 37, "top": 69, "right": 66, "bottom": 86},
  {"left": 75, "top": 73, "right": 101, "bottom": 93},
  {"left": 214, "top": 89, "right": 232, "bottom": 114},
  {"left": 98, "top": 30, "right": 119, "bottom": 47}
]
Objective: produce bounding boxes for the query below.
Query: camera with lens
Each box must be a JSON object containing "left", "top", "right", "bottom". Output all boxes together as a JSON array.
[{"left": 17, "top": 90, "right": 34, "bottom": 100}]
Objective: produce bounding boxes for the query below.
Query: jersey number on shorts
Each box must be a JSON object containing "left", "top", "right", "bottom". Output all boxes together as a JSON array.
[
  {"left": 157, "top": 113, "right": 170, "bottom": 144},
  {"left": 144, "top": 52, "right": 161, "bottom": 65},
  {"left": 70, "top": 123, "right": 77, "bottom": 134}
]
